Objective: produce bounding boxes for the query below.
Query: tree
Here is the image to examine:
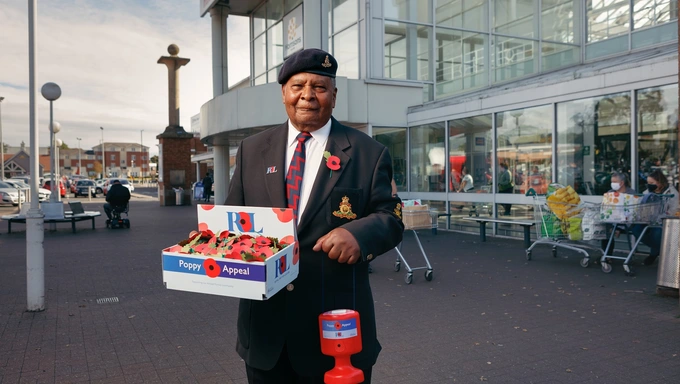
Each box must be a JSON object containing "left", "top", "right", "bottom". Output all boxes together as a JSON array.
[
  {"left": 59, "top": 142, "right": 69, "bottom": 149},
  {"left": 93, "top": 161, "right": 102, "bottom": 175},
  {"left": 150, "top": 155, "right": 158, "bottom": 164}
]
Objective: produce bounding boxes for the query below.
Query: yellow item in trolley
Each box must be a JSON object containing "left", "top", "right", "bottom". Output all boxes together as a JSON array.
[{"left": 546, "top": 185, "right": 582, "bottom": 220}]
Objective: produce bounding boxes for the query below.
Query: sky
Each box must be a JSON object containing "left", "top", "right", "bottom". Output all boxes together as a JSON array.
[{"left": 0, "top": 0, "right": 250, "bottom": 157}]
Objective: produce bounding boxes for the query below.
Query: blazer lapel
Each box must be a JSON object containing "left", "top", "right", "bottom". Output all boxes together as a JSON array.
[
  {"left": 262, "top": 123, "right": 288, "bottom": 208},
  {"left": 297, "top": 119, "right": 351, "bottom": 234}
]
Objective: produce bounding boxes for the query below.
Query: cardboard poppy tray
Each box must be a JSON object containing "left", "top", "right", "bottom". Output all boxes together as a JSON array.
[{"left": 161, "top": 205, "right": 299, "bottom": 300}]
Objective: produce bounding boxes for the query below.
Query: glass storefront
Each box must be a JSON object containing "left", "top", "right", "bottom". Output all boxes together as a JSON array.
[
  {"left": 373, "top": 127, "right": 408, "bottom": 192},
  {"left": 637, "top": 84, "right": 679, "bottom": 192},
  {"left": 556, "top": 92, "right": 631, "bottom": 196},
  {"left": 410, "top": 123, "right": 446, "bottom": 192},
  {"left": 330, "top": 0, "right": 360, "bottom": 79},
  {"left": 448, "top": 115, "right": 492, "bottom": 194}
]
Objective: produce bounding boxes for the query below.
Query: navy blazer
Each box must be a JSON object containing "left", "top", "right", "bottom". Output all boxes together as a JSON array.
[{"left": 225, "top": 118, "right": 404, "bottom": 375}]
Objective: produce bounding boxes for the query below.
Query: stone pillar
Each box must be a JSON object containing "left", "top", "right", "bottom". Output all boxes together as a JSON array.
[
  {"left": 157, "top": 44, "right": 193, "bottom": 206},
  {"left": 213, "top": 144, "right": 230, "bottom": 205},
  {"left": 210, "top": 6, "right": 229, "bottom": 98}
]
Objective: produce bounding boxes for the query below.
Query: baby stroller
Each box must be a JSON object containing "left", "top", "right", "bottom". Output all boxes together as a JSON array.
[{"left": 107, "top": 203, "right": 130, "bottom": 229}]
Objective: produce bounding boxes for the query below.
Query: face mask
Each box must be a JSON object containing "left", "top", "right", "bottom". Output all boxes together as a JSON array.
[
  {"left": 610, "top": 182, "right": 621, "bottom": 191},
  {"left": 647, "top": 184, "right": 657, "bottom": 193}
]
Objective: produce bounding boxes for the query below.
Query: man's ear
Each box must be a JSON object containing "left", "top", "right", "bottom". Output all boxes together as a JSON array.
[
  {"left": 281, "top": 85, "right": 286, "bottom": 104},
  {"left": 332, "top": 87, "right": 337, "bottom": 108}
]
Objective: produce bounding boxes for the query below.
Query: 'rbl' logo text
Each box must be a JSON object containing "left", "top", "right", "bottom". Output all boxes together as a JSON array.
[
  {"left": 275, "top": 255, "right": 289, "bottom": 278},
  {"left": 226, "top": 212, "right": 263, "bottom": 233}
]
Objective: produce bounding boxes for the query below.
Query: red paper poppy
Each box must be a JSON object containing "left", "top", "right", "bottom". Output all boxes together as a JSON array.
[
  {"left": 238, "top": 212, "right": 253, "bottom": 232},
  {"left": 292, "top": 241, "right": 300, "bottom": 265},
  {"left": 254, "top": 236, "right": 271, "bottom": 247},
  {"left": 253, "top": 247, "right": 274, "bottom": 259},
  {"left": 198, "top": 222, "right": 209, "bottom": 232},
  {"left": 238, "top": 233, "right": 254, "bottom": 241},
  {"left": 272, "top": 208, "right": 294, "bottom": 223},
  {"left": 193, "top": 243, "right": 209, "bottom": 254},
  {"left": 279, "top": 235, "right": 295, "bottom": 246},
  {"left": 236, "top": 238, "right": 254, "bottom": 249},
  {"left": 200, "top": 205, "right": 215, "bottom": 211},
  {"left": 326, "top": 155, "right": 341, "bottom": 171},
  {"left": 203, "top": 258, "right": 220, "bottom": 278},
  {"left": 218, "top": 230, "right": 231, "bottom": 240},
  {"left": 167, "top": 245, "right": 183, "bottom": 253}
]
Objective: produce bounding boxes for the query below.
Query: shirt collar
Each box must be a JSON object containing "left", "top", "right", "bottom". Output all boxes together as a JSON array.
[{"left": 287, "top": 119, "right": 332, "bottom": 149}]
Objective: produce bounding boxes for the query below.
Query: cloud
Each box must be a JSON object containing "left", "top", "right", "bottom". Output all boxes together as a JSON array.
[{"left": 0, "top": 0, "right": 250, "bottom": 156}]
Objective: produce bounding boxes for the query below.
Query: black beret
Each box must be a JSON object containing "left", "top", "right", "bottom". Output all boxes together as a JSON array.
[{"left": 277, "top": 48, "right": 338, "bottom": 84}]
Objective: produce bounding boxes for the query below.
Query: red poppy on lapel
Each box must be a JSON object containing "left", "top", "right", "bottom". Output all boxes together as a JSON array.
[{"left": 323, "top": 151, "right": 341, "bottom": 177}]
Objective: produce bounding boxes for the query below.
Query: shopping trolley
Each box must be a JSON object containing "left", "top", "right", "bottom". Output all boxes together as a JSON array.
[
  {"left": 599, "top": 193, "right": 675, "bottom": 276},
  {"left": 525, "top": 190, "right": 604, "bottom": 267},
  {"left": 393, "top": 203, "right": 434, "bottom": 284}
]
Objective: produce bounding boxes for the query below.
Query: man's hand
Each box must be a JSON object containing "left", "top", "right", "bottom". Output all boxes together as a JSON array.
[{"left": 313, "top": 227, "right": 361, "bottom": 264}]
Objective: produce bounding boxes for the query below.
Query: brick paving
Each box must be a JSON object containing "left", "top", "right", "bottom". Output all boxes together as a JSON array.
[{"left": 1, "top": 197, "right": 679, "bottom": 383}]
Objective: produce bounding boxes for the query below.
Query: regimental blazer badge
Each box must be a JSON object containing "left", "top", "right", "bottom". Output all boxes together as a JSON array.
[
  {"left": 333, "top": 196, "right": 357, "bottom": 220},
  {"left": 394, "top": 203, "right": 402, "bottom": 220}
]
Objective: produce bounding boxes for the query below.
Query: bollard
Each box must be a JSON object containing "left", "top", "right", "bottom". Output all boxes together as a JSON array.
[{"left": 88, "top": 186, "right": 92, "bottom": 202}]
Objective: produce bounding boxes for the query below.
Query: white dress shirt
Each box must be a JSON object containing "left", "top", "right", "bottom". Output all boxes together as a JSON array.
[{"left": 285, "top": 119, "right": 332, "bottom": 222}]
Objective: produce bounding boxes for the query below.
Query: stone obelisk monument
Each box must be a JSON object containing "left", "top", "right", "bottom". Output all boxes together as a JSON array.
[{"left": 157, "top": 44, "right": 194, "bottom": 206}]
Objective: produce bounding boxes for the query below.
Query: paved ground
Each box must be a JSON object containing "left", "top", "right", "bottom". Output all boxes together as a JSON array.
[{"left": 1, "top": 195, "right": 679, "bottom": 383}]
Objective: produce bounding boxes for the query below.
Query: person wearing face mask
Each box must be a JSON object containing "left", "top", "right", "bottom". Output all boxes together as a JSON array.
[
  {"left": 601, "top": 172, "right": 636, "bottom": 250},
  {"left": 631, "top": 169, "right": 679, "bottom": 266}
]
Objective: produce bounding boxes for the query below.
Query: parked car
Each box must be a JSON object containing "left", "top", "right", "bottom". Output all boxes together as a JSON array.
[
  {"left": 0, "top": 181, "right": 26, "bottom": 206},
  {"left": 5, "top": 179, "right": 51, "bottom": 202},
  {"left": 43, "top": 180, "right": 66, "bottom": 198},
  {"left": 103, "top": 178, "right": 134, "bottom": 195},
  {"left": 94, "top": 179, "right": 106, "bottom": 194},
  {"left": 73, "top": 180, "right": 97, "bottom": 198}
]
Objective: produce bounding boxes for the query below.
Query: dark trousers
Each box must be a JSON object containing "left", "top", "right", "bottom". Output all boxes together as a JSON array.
[
  {"left": 103, "top": 203, "right": 114, "bottom": 220},
  {"left": 245, "top": 345, "right": 372, "bottom": 384},
  {"left": 498, "top": 187, "right": 513, "bottom": 215},
  {"left": 631, "top": 224, "right": 662, "bottom": 257}
]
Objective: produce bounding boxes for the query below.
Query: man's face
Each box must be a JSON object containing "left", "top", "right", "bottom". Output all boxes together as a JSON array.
[{"left": 282, "top": 72, "right": 337, "bottom": 132}]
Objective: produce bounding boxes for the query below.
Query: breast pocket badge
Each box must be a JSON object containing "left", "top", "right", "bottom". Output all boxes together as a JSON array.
[{"left": 332, "top": 196, "right": 357, "bottom": 220}]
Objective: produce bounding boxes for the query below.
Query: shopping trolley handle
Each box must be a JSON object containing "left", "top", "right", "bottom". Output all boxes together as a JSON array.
[{"left": 525, "top": 188, "right": 537, "bottom": 197}]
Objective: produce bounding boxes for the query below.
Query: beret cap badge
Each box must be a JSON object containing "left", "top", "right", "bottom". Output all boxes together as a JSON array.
[{"left": 321, "top": 55, "right": 332, "bottom": 68}]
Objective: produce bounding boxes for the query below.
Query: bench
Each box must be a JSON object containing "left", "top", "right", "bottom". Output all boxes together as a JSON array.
[
  {"left": 463, "top": 217, "right": 535, "bottom": 248},
  {"left": 1, "top": 202, "right": 101, "bottom": 234}
]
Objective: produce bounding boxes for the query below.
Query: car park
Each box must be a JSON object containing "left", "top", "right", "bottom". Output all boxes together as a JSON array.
[
  {"left": 0, "top": 181, "right": 26, "bottom": 206},
  {"left": 73, "top": 180, "right": 97, "bottom": 197},
  {"left": 4, "top": 179, "right": 51, "bottom": 202},
  {"left": 103, "top": 178, "right": 134, "bottom": 195},
  {"left": 43, "top": 180, "right": 66, "bottom": 198}
]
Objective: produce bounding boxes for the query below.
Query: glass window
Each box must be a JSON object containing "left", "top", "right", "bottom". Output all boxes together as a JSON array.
[
  {"left": 333, "top": 25, "right": 359, "bottom": 79},
  {"left": 633, "top": 0, "right": 677, "bottom": 30},
  {"left": 435, "top": 28, "right": 487, "bottom": 98},
  {"left": 267, "top": 0, "right": 284, "bottom": 27},
  {"left": 493, "top": 36, "right": 536, "bottom": 82},
  {"left": 384, "top": 21, "right": 432, "bottom": 81},
  {"left": 285, "top": 0, "right": 303, "bottom": 13},
  {"left": 448, "top": 114, "right": 493, "bottom": 194},
  {"left": 268, "top": 21, "right": 283, "bottom": 68},
  {"left": 496, "top": 106, "right": 553, "bottom": 196},
  {"left": 332, "top": 0, "right": 358, "bottom": 33},
  {"left": 436, "top": 0, "right": 487, "bottom": 32},
  {"left": 541, "top": 42, "right": 579, "bottom": 71},
  {"left": 254, "top": 74, "right": 267, "bottom": 85},
  {"left": 494, "top": 0, "right": 536, "bottom": 37},
  {"left": 131, "top": 155, "right": 136, "bottom": 161},
  {"left": 542, "top": 0, "right": 578, "bottom": 44},
  {"left": 373, "top": 127, "right": 408, "bottom": 192},
  {"left": 253, "top": 34, "right": 267, "bottom": 77},
  {"left": 253, "top": 4, "right": 267, "bottom": 38},
  {"left": 586, "top": 0, "right": 630, "bottom": 43},
  {"left": 111, "top": 155, "right": 116, "bottom": 160},
  {"left": 637, "top": 84, "right": 678, "bottom": 192},
  {"left": 267, "top": 67, "right": 280, "bottom": 83},
  {"left": 409, "top": 123, "right": 446, "bottom": 192},
  {"left": 557, "top": 92, "right": 631, "bottom": 196},
  {"left": 384, "top": 0, "right": 433, "bottom": 23}
]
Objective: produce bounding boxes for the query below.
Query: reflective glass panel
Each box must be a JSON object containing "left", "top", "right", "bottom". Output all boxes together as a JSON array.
[
  {"left": 268, "top": 21, "right": 283, "bottom": 68},
  {"left": 586, "top": 0, "right": 630, "bottom": 43},
  {"left": 373, "top": 127, "right": 408, "bottom": 192},
  {"left": 253, "top": 4, "right": 267, "bottom": 38},
  {"left": 334, "top": 25, "right": 359, "bottom": 79},
  {"left": 254, "top": 34, "right": 267, "bottom": 76},
  {"left": 384, "top": 21, "right": 432, "bottom": 81},
  {"left": 285, "top": 0, "right": 303, "bottom": 13},
  {"left": 632, "top": 20, "right": 678, "bottom": 48},
  {"left": 556, "top": 92, "right": 631, "bottom": 196},
  {"left": 542, "top": 42, "right": 579, "bottom": 71},
  {"left": 268, "top": 0, "right": 284, "bottom": 27},
  {"left": 494, "top": 0, "right": 536, "bottom": 37},
  {"left": 633, "top": 0, "right": 677, "bottom": 29},
  {"left": 448, "top": 114, "right": 493, "bottom": 194},
  {"left": 384, "top": 0, "right": 433, "bottom": 23},
  {"left": 410, "top": 123, "right": 446, "bottom": 192},
  {"left": 435, "top": 0, "right": 487, "bottom": 31},
  {"left": 637, "top": 84, "right": 678, "bottom": 191},
  {"left": 267, "top": 67, "right": 280, "bottom": 83},
  {"left": 435, "top": 28, "right": 487, "bottom": 98},
  {"left": 542, "top": 0, "right": 578, "bottom": 43},
  {"left": 496, "top": 106, "right": 553, "bottom": 196},
  {"left": 332, "top": 0, "right": 358, "bottom": 33},
  {"left": 493, "top": 36, "right": 536, "bottom": 82}
]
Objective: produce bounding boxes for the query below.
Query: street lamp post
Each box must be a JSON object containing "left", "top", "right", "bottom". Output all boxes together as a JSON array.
[
  {"left": 140, "top": 129, "right": 144, "bottom": 183},
  {"left": 55, "top": 138, "right": 62, "bottom": 201},
  {"left": 76, "top": 137, "right": 82, "bottom": 176},
  {"left": 0, "top": 96, "right": 5, "bottom": 180},
  {"left": 42, "top": 83, "right": 61, "bottom": 204},
  {"left": 47, "top": 121, "right": 60, "bottom": 202},
  {"left": 100, "top": 126, "right": 105, "bottom": 178}
]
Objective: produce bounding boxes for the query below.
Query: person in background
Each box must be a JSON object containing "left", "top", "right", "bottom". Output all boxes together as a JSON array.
[
  {"left": 631, "top": 169, "right": 679, "bottom": 266},
  {"left": 526, "top": 166, "right": 546, "bottom": 195},
  {"left": 103, "top": 180, "right": 130, "bottom": 223},
  {"left": 497, "top": 162, "right": 514, "bottom": 215},
  {"left": 456, "top": 165, "right": 474, "bottom": 193},
  {"left": 201, "top": 172, "right": 213, "bottom": 202},
  {"left": 602, "top": 171, "right": 637, "bottom": 249}
]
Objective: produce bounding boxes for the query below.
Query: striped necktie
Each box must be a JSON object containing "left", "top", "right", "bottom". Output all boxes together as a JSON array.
[{"left": 286, "top": 131, "right": 312, "bottom": 221}]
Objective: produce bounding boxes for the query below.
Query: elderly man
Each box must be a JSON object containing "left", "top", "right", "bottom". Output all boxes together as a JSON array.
[{"left": 225, "top": 48, "right": 404, "bottom": 383}]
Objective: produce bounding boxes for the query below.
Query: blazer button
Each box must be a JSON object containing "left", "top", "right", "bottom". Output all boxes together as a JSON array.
[
  {"left": 286, "top": 283, "right": 294, "bottom": 291},
  {"left": 366, "top": 254, "right": 374, "bottom": 261}
]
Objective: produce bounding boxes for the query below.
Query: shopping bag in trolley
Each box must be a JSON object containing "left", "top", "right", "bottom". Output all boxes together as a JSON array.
[
  {"left": 540, "top": 212, "right": 563, "bottom": 238},
  {"left": 582, "top": 208, "right": 606, "bottom": 240},
  {"left": 600, "top": 192, "right": 641, "bottom": 222}
]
